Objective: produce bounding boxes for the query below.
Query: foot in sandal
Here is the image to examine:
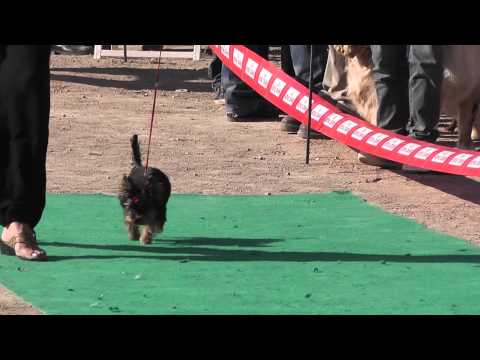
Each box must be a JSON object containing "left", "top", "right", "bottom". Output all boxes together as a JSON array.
[{"left": 0, "top": 222, "right": 48, "bottom": 261}]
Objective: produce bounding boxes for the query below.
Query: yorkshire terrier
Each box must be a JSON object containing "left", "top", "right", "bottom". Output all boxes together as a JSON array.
[{"left": 119, "top": 135, "right": 171, "bottom": 244}]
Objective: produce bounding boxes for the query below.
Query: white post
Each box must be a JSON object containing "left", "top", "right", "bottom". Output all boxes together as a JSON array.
[
  {"left": 193, "top": 45, "right": 201, "bottom": 61},
  {"left": 93, "top": 45, "right": 102, "bottom": 59}
]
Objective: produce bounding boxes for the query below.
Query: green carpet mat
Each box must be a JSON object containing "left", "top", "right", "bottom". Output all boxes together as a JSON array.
[{"left": 1, "top": 192, "right": 480, "bottom": 315}]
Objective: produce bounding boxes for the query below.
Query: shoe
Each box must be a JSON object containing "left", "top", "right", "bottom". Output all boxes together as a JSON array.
[
  {"left": 280, "top": 116, "right": 301, "bottom": 133},
  {"left": 401, "top": 164, "right": 433, "bottom": 173},
  {"left": 52, "top": 45, "right": 93, "bottom": 55},
  {"left": 318, "top": 90, "right": 361, "bottom": 117},
  {"left": 297, "top": 124, "right": 331, "bottom": 140},
  {"left": 336, "top": 100, "right": 361, "bottom": 117},
  {"left": 226, "top": 107, "right": 280, "bottom": 122},
  {"left": 226, "top": 112, "right": 278, "bottom": 122},
  {"left": 0, "top": 227, "right": 48, "bottom": 261},
  {"left": 357, "top": 152, "right": 401, "bottom": 169}
]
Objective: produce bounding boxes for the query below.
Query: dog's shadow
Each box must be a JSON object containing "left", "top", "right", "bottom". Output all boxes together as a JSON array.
[{"left": 43, "top": 237, "right": 480, "bottom": 264}]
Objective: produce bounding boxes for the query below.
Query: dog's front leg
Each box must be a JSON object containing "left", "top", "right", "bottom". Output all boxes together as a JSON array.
[
  {"left": 139, "top": 225, "right": 154, "bottom": 245},
  {"left": 125, "top": 215, "right": 140, "bottom": 241}
]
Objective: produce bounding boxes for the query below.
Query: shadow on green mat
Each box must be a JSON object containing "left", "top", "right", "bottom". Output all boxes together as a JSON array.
[{"left": 43, "top": 238, "right": 480, "bottom": 264}]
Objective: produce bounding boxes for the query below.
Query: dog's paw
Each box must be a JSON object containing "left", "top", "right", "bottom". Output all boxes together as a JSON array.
[{"left": 139, "top": 232, "right": 153, "bottom": 245}]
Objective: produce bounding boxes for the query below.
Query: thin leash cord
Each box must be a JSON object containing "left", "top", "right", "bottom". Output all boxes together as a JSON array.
[
  {"left": 305, "top": 44, "right": 314, "bottom": 164},
  {"left": 144, "top": 50, "right": 162, "bottom": 177}
]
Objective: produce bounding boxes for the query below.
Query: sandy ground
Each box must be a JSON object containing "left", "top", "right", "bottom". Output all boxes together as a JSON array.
[{"left": 2, "top": 48, "right": 480, "bottom": 314}]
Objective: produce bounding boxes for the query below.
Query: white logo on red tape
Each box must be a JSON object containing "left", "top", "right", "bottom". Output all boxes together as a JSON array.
[
  {"left": 351, "top": 127, "right": 373, "bottom": 141},
  {"left": 381, "top": 138, "right": 405, "bottom": 151},
  {"left": 449, "top": 153, "right": 473, "bottom": 166},
  {"left": 245, "top": 58, "right": 259, "bottom": 79},
  {"left": 221, "top": 45, "right": 230, "bottom": 58},
  {"left": 431, "top": 150, "right": 455, "bottom": 164},
  {"left": 398, "top": 143, "right": 421, "bottom": 156},
  {"left": 295, "top": 96, "right": 310, "bottom": 114},
  {"left": 336, "top": 120, "right": 358, "bottom": 135},
  {"left": 414, "top": 147, "right": 437, "bottom": 160},
  {"left": 282, "top": 87, "right": 300, "bottom": 106},
  {"left": 233, "top": 48, "right": 244, "bottom": 69},
  {"left": 258, "top": 68, "right": 273, "bottom": 89},
  {"left": 270, "top": 78, "right": 287, "bottom": 97},
  {"left": 311, "top": 104, "right": 329, "bottom": 121},
  {"left": 366, "top": 133, "right": 389, "bottom": 146},
  {"left": 324, "top": 113, "right": 343, "bottom": 128},
  {"left": 467, "top": 156, "right": 480, "bottom": 168}
]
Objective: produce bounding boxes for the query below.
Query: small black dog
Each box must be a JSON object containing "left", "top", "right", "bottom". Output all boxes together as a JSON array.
[{"left": 119, "top": 135, "right": 171, "bottom": 244}]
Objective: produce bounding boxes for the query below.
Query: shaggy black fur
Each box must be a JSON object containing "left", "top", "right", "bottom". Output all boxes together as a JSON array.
[{"left": 118, "top": 135, "right": 171, "bottom": 244}]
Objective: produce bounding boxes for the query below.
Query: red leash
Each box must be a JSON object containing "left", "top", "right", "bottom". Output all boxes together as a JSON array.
[{"left": 144, "top": 50, "right": 162, "bottom": 177}]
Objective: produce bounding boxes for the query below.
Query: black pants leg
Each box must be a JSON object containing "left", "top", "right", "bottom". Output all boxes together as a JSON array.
[
  {"left": 407, "top": 45, "right": 442, "bottom": 141},
  {"left": 289, "top": 45, "right": 328, "bottom": 93},
  {"left": 209, "top": 55, "right": 222, "bottom": 90},
  {"left": 208, "top": 55, "right": 222, "bottom": 80},
  {"left": 281, "top": 45, "right": 295, "bottom": 77},
  {"left": 222, "top": 45, "right": 275, "bottom": 117},
  {"left": 0, "top": 45, "right": 51, "bottom": 229},
  {"left": 370, "top": 45, "right": 410, "bottom": 135},
  {"left": 371, "top": 45, "right": 442, "bottom": 141}
]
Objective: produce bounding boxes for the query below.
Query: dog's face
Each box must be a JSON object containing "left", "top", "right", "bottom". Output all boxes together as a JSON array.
[{"left": 120, "top": 175, "right": 150, "bottom": 223}]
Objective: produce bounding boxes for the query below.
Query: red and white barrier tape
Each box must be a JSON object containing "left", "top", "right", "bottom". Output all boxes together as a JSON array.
[{"left": 211, "top": 45, "right": 480, "bottom": 177}]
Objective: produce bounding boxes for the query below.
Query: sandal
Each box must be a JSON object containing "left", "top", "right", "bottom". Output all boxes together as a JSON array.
[{"left": 0, "top": 228, "right": 48, "bottom": 261}]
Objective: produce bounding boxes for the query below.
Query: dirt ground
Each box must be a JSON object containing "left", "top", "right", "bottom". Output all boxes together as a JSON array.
[{"left": 2, "top": 48, "right": 480, "bottom": 314}]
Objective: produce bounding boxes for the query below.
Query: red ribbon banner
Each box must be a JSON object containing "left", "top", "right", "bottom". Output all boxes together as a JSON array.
[{"left": 211, "top": 45, "right": 480, "bottom": 177}]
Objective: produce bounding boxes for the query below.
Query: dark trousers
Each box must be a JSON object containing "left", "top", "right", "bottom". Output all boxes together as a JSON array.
[
  {"left": 370, "top": 45, "right": 443, "bottom": 141},
  {"left": 281, "top": 45, "right": 295, "bottom": 77},
  {"left": 221, "top": 45, "right": 328, "bottom": 116},
  {"left": 208, "top": 55, "right": 222, "bottom": 90},
  {"left": 221, "top": 45, "right": 275, "bottom": 116},
  {"left": 288, "top": 45, "right": 328, "bottom": 93},
  {"left": 0, "top": 46, "right": 51, "bottom": 228}
]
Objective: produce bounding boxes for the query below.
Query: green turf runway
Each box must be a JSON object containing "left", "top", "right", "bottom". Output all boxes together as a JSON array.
[{"left": 1, "top": 192, "right": 480, "bottom": 314}]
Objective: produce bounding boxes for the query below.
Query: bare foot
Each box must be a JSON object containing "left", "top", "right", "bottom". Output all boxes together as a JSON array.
[{"left": 1, "top": 222, "right": 47, "bottom": 260}]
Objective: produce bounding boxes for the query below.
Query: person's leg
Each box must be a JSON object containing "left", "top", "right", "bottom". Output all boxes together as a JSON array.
[
  {"left": 407, "top": 45, "right": 443, "bottom": 142},
  {"left": 212, "top": 71, "right": 224, "bottom": 103},
  {"left": 0, "top": 45, "right": 50, "bottom": 260},
  {"left": 323, "top": 45, "right": 348, "bottom": 98},
  {"left": 281, "top": 45, "right": 295, "bottom": 77},
  {"left": 358, "top": 45, "right": 409, "bottom": 169},
  {"left": 371, "top": 45, "right": 409, "bottom": 134},
  {"left": 322, "top": 45, "right": 354, "bottom": 107},
  {"left": 208, "top": 55, "right": 222, "bottom": 79},
  {"left": 319, "top": 45, "right": 360, "bottom": 118},
  {"left": 282, "top": 45, "right": 330, "bottom": 139},
  {"left": 209, "top": 56, "right": 224, "bottom": 103},
  {"left": 279, "top": 45, "right": 299, "bottom": 133},
  {"left": 222, "top": 45, "right": 279, "bottom": 120},
  {"left": 289, "top": 45, "right": 327, "bottom": 92}
]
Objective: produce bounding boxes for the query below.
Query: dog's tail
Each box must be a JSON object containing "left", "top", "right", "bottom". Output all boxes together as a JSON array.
[{"left": 131, "top": 134, "right": 142, "bottom": 167}]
